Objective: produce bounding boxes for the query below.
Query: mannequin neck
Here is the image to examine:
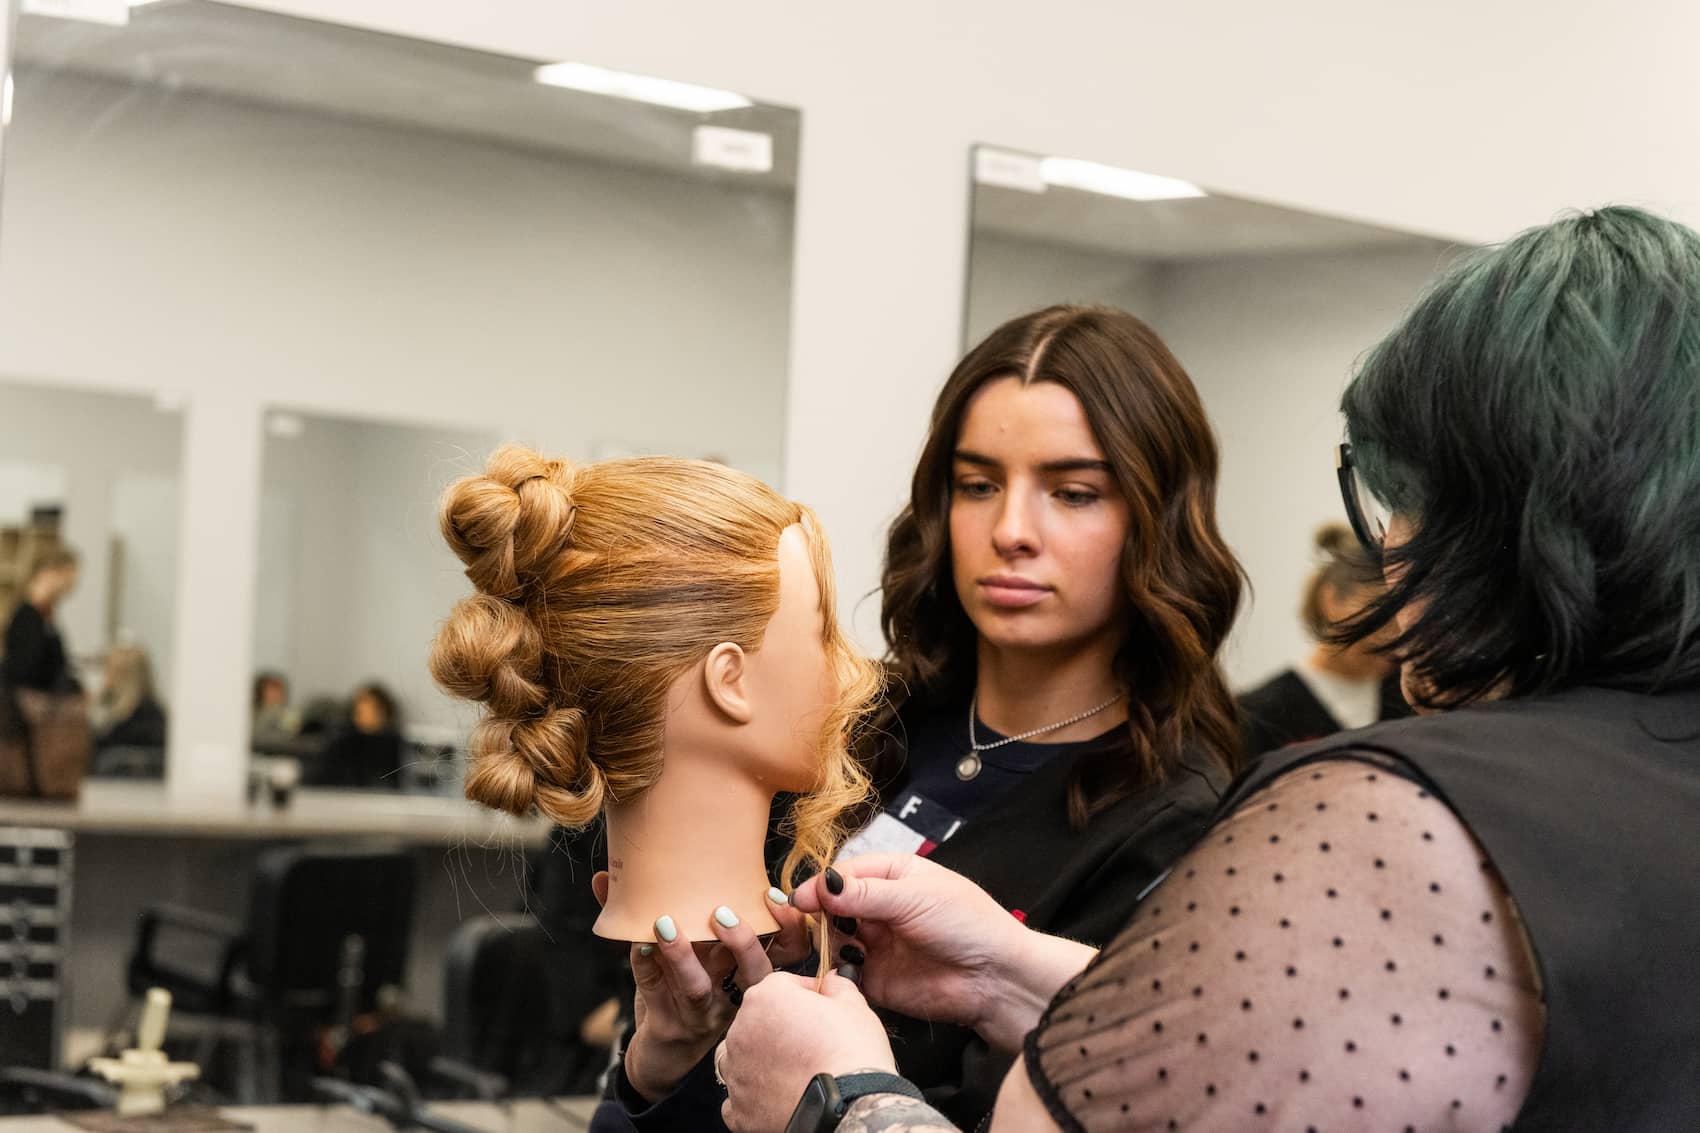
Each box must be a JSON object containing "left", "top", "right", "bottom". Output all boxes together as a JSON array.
[{"left": 593, "top": 752, "right": 781, "bottom": 943}]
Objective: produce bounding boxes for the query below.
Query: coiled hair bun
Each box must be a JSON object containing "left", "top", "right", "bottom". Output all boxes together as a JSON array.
[
  {"left": 463, "top": 706, "right": 603, "bottom": 824},
  {"left": 439, "top": 445, "right": 577, "bottom": 600},
  {"left": 429, "top": 595, "right": 549, "bottom": 718}
]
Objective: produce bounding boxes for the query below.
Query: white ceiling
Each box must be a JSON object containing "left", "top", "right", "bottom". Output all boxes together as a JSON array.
[{"left": 14, "top": 2, "right": 1456, "bottom": 262}]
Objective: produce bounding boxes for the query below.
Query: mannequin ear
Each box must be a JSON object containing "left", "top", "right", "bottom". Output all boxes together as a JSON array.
[{"left": 702, "top": 642, "right": 753, "bottom": 725}]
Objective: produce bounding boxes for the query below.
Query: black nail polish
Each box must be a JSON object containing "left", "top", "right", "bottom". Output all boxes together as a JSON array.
[
  {"left": 824, "top": 867, "right": 845, "bottom": 896},
  {"left": 833, "top": 915, "right": 858, "bottom": 936},
  {"left": 840, "top": 944, "right": 866, "bottom": 965},
  {"left": 836, "top": 962, "right": 862, "bottom": 985}
]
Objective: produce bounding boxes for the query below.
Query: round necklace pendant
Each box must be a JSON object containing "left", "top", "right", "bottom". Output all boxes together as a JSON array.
[{"left": 955, "top": 753, "right": 983, "bottom": 781}]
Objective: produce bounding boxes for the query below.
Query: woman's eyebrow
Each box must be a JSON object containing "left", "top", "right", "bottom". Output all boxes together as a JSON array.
[{"left": 953, "top": 448, "right": 1109, "bottom": 475}]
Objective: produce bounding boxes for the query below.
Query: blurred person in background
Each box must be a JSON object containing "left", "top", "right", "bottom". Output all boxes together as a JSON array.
[
  {"left": 3, "top": 548, "right": 82, "bottom": 693},
  {"left": 1238, "top": 522, "right": 1409, "bottom": 756},
  {"left": 92, "top": 645, "right": 166, "bottom": 750},
  {"left": 252, "top": 670, "right": 303, "bottom": 747},
  {"left": 315, "top": 681, "right": 404, "bottom": 789}
]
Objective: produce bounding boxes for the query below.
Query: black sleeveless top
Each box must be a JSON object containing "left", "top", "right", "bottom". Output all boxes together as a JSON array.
[{"left": 1218, "top": 685, "right": 1700, "bottom": 1130}]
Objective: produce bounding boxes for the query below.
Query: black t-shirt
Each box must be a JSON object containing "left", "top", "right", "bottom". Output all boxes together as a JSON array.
[
  {"left": 3, "top": 602, "right": 79, "bottom": 693},
  {"left": 847, "top": 699, "right": 1128, "bottom": 861}
]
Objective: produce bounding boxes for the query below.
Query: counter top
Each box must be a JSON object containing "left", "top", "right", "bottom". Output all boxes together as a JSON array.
[
  {"left": 0, "top": 782, "right": 552, "bottom": 847},
  {"left": 0, "top": 1098, "right": 596, "bottom": 1132}
]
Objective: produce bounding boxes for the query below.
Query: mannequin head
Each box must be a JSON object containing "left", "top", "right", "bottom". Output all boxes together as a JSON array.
[{"left": 430, "top": 446, "right": 880, "bottom": 889}]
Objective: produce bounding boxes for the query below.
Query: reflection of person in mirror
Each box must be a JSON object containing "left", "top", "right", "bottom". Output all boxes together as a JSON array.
[
  {"left": 3, "top": 548, "right": 83, "bottom": 694},
  {"left": 1236, "top": 522, "right": 1411, "bottom": 757},
  {"left": 92, "top": 645, "right": 167, "bottom": 750},
  {"left": 251, "top": 671, "right": 303, "bottom": 746},
  {"left": 317, "top": 681, "right": 404, "bottom": 789}
]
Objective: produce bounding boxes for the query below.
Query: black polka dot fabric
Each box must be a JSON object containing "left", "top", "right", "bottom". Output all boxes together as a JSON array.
[{"left": 1027, "top": 760, "right": 1544, "bottom": 1131}]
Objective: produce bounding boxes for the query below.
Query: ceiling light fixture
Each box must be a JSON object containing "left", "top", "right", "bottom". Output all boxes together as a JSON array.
[
  {"left": 1039, "top": 157, "right": 1205, "bottom": 201},
  {"left": 532, "top": 62, "right": 752, "bottom": 113}
]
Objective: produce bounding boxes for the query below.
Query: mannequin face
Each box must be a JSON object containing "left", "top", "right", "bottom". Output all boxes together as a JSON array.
[
  {"left": 949, "top": 377, "right": 1130, "bottom": 656},
  {"left": 672, "top": 524, "right": 840, "bottom": 793}
]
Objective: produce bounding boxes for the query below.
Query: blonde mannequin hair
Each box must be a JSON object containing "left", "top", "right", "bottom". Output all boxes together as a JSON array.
[{"left": 430, "top": 445, "right": 880, "bottom": 888}]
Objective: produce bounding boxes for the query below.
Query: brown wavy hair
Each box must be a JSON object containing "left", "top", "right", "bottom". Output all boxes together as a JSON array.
[
  {"left": 431, "top": 446, "right": 881, "bottom": 890},
  {"left": 881, "top": 305, "right": 1245, "bottom": 825}
]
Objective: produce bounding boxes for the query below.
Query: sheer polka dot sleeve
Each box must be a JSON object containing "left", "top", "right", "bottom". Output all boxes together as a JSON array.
[{"left": 1024, "top": 759, "right": 1545, "bottom": 1132}]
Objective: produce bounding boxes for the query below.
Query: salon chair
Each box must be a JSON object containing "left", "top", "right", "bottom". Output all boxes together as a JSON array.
[
  {"left": 124, "top": 843, "right": 417, "bottom": 1102},
  {"left": 438, "top": 913, "right": 557, "bottom": 1096}
]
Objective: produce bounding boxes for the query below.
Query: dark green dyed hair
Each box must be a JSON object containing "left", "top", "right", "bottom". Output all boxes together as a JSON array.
[{"left": 1341, "top": 206, "right": 1700, "bottom": 706}]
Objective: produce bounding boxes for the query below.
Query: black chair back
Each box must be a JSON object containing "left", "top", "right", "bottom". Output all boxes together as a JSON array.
[
  {"left": 440, "top": 913, "right": 555, "bottom": 1085},
  {"left": 246, "top": 844, "right": 416, "bottom": 1016}
]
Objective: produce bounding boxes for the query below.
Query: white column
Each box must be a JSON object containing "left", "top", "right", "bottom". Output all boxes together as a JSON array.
[
  {"left": 781, "top": 108, "right": 971, "bottom": 650},
  {"left": 165, "top": 392, "right": 263, "bottom": 805}
]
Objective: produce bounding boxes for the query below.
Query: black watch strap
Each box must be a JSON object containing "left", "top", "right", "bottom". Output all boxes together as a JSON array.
[
  {"left": 785, "top": 1071, "right": 928, "bottom": 1133},
  {"left": 835, "top": 1071, "right": 926, "bottom": 1106}
]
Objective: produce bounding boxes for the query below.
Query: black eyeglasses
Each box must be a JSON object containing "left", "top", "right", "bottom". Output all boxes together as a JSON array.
[{"left": 1336, "top": 443, "right": 1390, "bottom": 558}]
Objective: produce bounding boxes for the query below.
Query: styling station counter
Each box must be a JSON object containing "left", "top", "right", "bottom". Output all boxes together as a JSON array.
[{"left": 0, "top": 783, "right": 554, "bottom": 1061}]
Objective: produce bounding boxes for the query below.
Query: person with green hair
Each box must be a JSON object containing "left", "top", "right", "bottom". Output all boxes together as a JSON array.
[{"left": 707, "top": 207, "right": 1700, "bottom": 1133}]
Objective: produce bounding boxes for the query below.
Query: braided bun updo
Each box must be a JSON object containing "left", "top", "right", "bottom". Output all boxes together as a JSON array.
[{"left": 430, "top": 446, "right": 879, "bottom": 883}]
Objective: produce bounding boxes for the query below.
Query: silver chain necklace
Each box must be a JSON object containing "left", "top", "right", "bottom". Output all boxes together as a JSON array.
[{"left": 956, "top": 691, "right": 1126, "bottom": 781}]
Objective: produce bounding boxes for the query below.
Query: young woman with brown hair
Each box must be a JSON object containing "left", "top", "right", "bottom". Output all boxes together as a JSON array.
[
  {"left": 850, "top": 303, "right": 1245, "bottom": 1124},
  {"left": 591, "top": 304, "right": 1248, "bottom": 1132}
]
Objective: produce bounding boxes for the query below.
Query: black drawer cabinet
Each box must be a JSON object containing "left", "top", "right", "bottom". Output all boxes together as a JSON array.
[{"left": 0, "top": 829, "right": 72, "bottom": 1071}]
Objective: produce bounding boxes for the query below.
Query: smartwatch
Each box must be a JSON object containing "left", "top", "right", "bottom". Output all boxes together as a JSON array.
[{"left": 783, "top": 1071, "right": 927, "bottom": 1133}]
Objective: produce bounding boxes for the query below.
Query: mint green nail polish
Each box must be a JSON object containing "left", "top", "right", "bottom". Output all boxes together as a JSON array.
[
  {"left": 714, "top": 906, "right": 739, "bottom": 929},
  {"left": 655, "top": 915, "right": 677, "bottom": 943},
  {"left": 638, "top": 944, "right": 655, "bottom": 957},
  {"left": 767, "top": 886, "right": 790, "bottom": 906}
]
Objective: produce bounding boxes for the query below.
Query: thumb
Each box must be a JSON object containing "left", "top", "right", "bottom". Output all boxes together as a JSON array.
[
  {"left": 820, "top": 970, "right": 871, "bottom": 1005},
  {"left": 591, "top": 871, "right": 610, "bottom": 907}
]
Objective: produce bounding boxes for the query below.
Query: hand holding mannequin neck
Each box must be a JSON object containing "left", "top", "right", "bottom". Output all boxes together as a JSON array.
[{"left": 596, "top": 525, "right": 838, "bottom": 941}]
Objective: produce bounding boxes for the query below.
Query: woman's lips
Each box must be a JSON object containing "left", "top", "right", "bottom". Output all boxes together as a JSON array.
[{"left": 978, "top": 576, "right": 1052, "bottom": 608}]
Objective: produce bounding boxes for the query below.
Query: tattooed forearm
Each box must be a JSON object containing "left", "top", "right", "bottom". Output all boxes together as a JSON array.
[{"left": 838, "top": 1092, "right": 962, "bottom": 1132}]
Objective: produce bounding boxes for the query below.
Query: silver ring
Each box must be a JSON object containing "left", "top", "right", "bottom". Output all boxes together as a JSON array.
[{"left": 713, "top": 1042, "right": 728, "bottom": 1087}]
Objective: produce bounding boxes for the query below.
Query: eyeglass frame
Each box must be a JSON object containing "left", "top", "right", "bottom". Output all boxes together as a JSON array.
[{"left": 1336, "top": 442, "right": 1386, "bottom": 560}]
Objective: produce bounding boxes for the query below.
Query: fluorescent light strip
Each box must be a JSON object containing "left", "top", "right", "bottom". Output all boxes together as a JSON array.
[
  {"left": 1039, "top": 157, "right": 1205, "bottom": 202},
  {"left": 533, "top": 62, "right": 751, "bottom": 113}
]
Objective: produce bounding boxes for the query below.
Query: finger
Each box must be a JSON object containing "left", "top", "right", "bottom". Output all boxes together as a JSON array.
[
  {"left": 650, "top": 916, "right": 718, "bottom": 1014},
  {"left": 709, "top": 905, "right": 774, "bottom": 991},
  {"left": 789, "top": 854, "right": 921, "bottom": 914},
  {"left": 763, "top": 890, "right": 815, "bottom": 967},
  {"left": 821, "top": 969, "right": 872, "bottom": 1002},
  {"left": 591, "top": 871, "right": 610, "bottom": 907},
  {"left": 630, "top": 941, "right": 667, "bottom": 998}
]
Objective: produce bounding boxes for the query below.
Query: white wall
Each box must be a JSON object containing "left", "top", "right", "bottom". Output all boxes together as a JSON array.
[
  {"left": 965, "top": 234, "right": 1162, "bottom": 345},
  {"left": 1155, "top": 245, "right": 1460, "bottom": 689}
]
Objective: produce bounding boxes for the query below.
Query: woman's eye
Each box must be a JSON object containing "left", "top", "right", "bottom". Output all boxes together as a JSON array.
[
  {"left": 954, "top": 478, "right": 996, "bottom": 498},
  {"left": 1056, "top": 488, "right": 1100, "bottom": 507}
]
